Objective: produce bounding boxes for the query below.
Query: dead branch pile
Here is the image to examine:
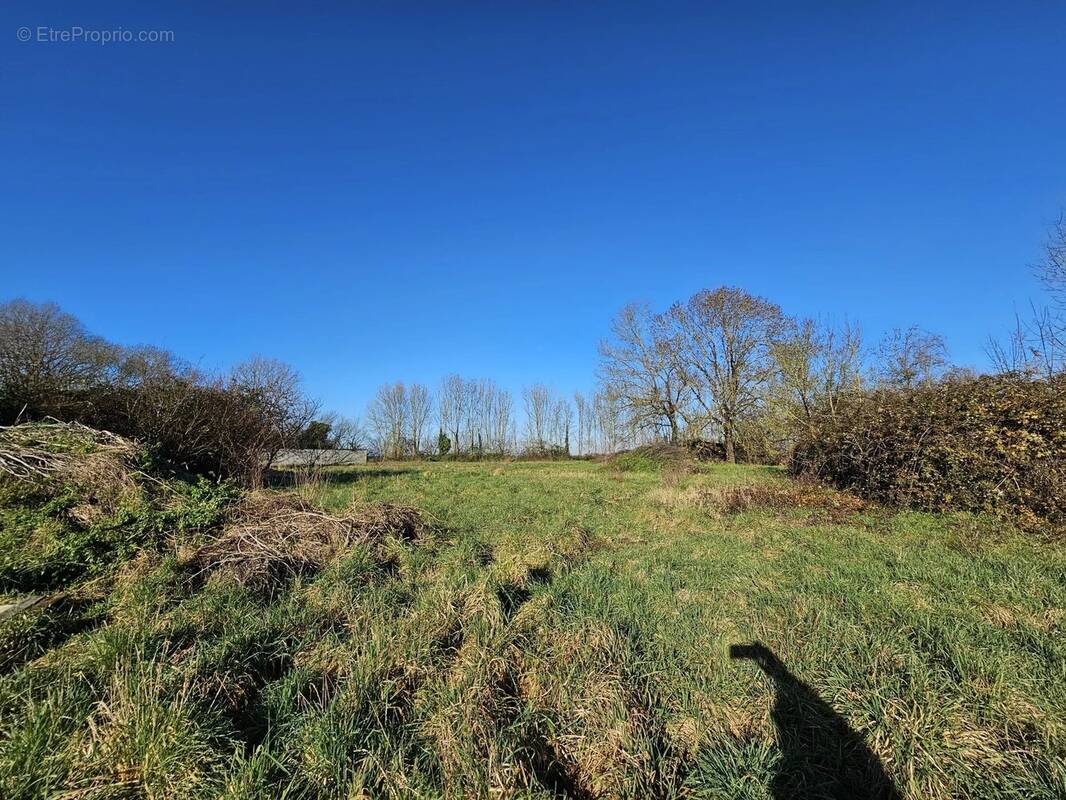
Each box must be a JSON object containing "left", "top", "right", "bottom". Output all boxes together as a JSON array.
[
  {"left": 186, "top": 494, "right": 427, "bottom": 590},
  {"left": 0, "top": 420, "right": 143, "bottom": 507}
]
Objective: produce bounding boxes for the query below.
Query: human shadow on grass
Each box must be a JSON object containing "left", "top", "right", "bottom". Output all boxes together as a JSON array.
[{"left": 730, "top": 642, "right": 902, "bottom": 800}]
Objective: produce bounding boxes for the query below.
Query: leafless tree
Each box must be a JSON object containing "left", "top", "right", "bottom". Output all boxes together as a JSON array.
[
  {"left": 668, "top": 287, "right": 787, "bottom": 462},
  {"left": 550, "top": 396, "right": 574, "bottom": 455},
  {"left": 593, "top": 388, "right": 625, "bottom": 453},
  {"left": 115, "top": 344, "right": 186, "bottom": 388},
  {"left": 1039, "top": 214, "right": 1066, "bottom": 306},
  {"left": 598, "top": 303, "right": 687, "bottom": 444},
  {"left": 408, "top": 383, "right": 432, "bottom": 455},
  {"left": 324, "top": 413, "right": 367, "bottom": 450},
  {"left": 229, "top": 356, "right": 319, "bottom": 460},
  {"left": 874, "top": 326, "right": 947, "bottom": 388},
  {"left": 774, "top": 318, "right": 864, "bottom": 431},
  {"left": 438, "top": 374, "right": 470, "bottom": 455},
  {"left": 573, "top": 392, "right": 589, "bottom": 455},
  {"left": 367, "top": 381, "right": 409, "bottom": 459},
  {"left": 0, "top": 299, "right": 118, "bottom": 419},
  {"left": 435, "top": 375, "right": 515, "bottom": 455},
  {"left": 522, "top": 383, "right": 553, "bottom": 451},
  {"left": 985, "top": 218, "right": 1066, "bottom": 380},
  {"left": 987, "top": 304, "right": 1064, "bottom": 380},
  {"left": 469, "top": 378, "right": 491, "bottom": 454},
  {"left": 482, "top": 380, "right": 514, "bottom": 454}
]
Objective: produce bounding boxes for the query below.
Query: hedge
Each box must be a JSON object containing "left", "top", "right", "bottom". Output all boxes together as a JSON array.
[{"left": 790, "top": 374, "right": 1066, "bottom": 528}]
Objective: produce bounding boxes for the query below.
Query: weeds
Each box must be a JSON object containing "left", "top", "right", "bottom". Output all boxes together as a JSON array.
[
  {"left": 72, "top": 658, "right": 236, "bottom": 798},
  {"left": 0, "top": 459, "right": 1062, "bottom": 798}
]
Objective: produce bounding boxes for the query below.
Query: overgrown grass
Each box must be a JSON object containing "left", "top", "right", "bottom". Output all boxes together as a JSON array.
[{"left": 1, "top": 460, "right": 1063, "bottom": 798}]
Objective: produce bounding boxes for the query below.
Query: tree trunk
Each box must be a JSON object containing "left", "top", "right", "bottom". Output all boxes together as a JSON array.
[{"left": 724, "top": 424, "right": 736, "bottom": 464}]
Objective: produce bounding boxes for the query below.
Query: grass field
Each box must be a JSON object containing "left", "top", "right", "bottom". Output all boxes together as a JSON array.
[{"left": 1, "top": 458, "right": 1064, "bottom": 799}]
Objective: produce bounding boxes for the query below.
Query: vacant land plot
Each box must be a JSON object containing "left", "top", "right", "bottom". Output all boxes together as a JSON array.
[{"left": 1, "top": 459, "right": 1063, "bottom": 799}]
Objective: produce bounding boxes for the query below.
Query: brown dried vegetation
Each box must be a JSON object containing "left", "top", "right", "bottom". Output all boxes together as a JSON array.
[{"left": 185, "top": 494, "right": 427, "bottom": 592}]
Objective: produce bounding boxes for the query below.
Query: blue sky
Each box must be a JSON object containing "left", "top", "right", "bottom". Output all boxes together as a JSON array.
[{"left": 2, "top": 2, "right": 1064, "bottom": 416}]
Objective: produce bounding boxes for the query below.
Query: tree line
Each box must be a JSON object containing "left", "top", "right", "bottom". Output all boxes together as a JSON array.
[
  {"left": 596, "top": 289, "right": 953, "bottom": 463},
  {"left": 354, "top": 304, "right": 948, "bottom": 462},
  {"left": 362, "top": 377, "right": 646, "bottom": 459},
  {"left": 3, "top": 217, "right": 1062, "bottom": 470},
  {"left": 361, "top": 217, "right": 1064, "bottom": 462},
  {"left": 0, "top": 300, "right": 327, "bottom": 483}
]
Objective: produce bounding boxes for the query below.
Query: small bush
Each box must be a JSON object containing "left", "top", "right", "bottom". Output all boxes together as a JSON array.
[
  {"left": 791, "top": 374, "right": 1066, "bottom": 527},
  {"left": 608, "top": 443, "right": 693, "bottom": 473}
]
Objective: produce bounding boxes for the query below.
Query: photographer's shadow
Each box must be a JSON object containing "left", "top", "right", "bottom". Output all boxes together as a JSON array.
[{"left": 730, "top": 642, "right": 902, "bottom": 800}]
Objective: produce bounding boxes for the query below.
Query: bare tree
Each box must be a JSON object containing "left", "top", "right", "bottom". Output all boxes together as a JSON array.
[
  {"left": 986, "top": 218, "right": 1066, "bottom": 380},
  {"left": 469, "top": 378, "right": 491, "bottom": 454},
  {"left": 987, "top": 304, "right": 1064, "bottom": 379},
  {"left": 551, "top": 396, "right": 574, "bottom": 455},
  {"left": 875, "top": 326, "right": 947, "bottom": 388},
  {"left": 573, "top": 391, "right": 588, "bottom": 456},
  {"left": 0, "top": 298, "right": 118, "bottom": 419},
  {"left": 522, "top": 383, "right": 553, "bottom": 451},
  {"left": 366, "top": 382, "right": 409, "bottom": 459},
  {"left": 436, "top": 375, "right": 515, "bottom": 455},
  {"left": 774, "top": 318, "right": 864, "bottom": 431},
  {"left": 1039, "top": 214, "right": 1066, "bottom": 306},
  {"left": 668, "top": 287, "right": 787, "bottom": 462},
  {"left": 593, "top": 388, "right": 625, "bottom": 453},
  {"left": 409, "top": 383, "right": 431, "bottom": 456},
  {"left": 229, "top": 355, "right": 320, "bottom": 463},
  {"left": 598, "top": 303, "right": 687, "bottom": 443},
  {"left": 438, "top": 374, "right": 469, "bottom": 455},
  {"left": 326, "top": 414, "right": 367, "bottom": 450},
  {"left": 483, "top": 380, "right": 514, "bottom": 454},
  {"left": 116, "top": 344, "right": 185, "bottom": 388}
]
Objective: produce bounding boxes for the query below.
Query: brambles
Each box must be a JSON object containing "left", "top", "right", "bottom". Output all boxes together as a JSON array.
[
  {"left": 0, "top": 423, "right": 241, "bottom": 594},
  {"left": 792, "top": 373, "right": 1066, "bottom": 528}
]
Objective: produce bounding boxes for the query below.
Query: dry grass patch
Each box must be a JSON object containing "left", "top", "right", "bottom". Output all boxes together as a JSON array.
[
  {"left": 185, "top": 494, "right": 427, "bottom": 593},
  {"left": 0, "top": 420, "right": 146, "bottom": 520},
  {"left": 697, "top": 480, "right": 869, "bottom": 521},
  {"left": 518, "top": 623, "right": 690, "bottom": 798},
  {"left": 70, "top": 659, "right": 233, "bottom": 799}
]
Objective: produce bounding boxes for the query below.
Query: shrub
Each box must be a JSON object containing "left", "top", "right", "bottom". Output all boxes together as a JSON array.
[
  {"left": 608, "top": 443, "right": 692, "bottom": 472},
  {"left": 1, "top": 300, "right": 317, "bottom": 485},
  {"left": 791, "top": 373, "right": 1066, "bottom": 527},
  {"left": 73, "top": 381, "right": 283, "bottom": 486}
]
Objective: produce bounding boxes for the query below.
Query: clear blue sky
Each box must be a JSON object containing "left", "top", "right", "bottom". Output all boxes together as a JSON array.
[{"left": 2, "top": 2, "right": 1063, "bottom": 416}]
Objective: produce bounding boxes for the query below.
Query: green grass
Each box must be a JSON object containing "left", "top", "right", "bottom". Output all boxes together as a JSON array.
[{"left": 0, "top": 460, "right": 1063, "bottom": 798}]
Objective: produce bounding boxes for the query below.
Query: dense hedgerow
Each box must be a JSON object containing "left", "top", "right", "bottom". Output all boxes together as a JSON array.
[{"left": 791, "top": 373, "right": 1066, "bottom": 527}]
